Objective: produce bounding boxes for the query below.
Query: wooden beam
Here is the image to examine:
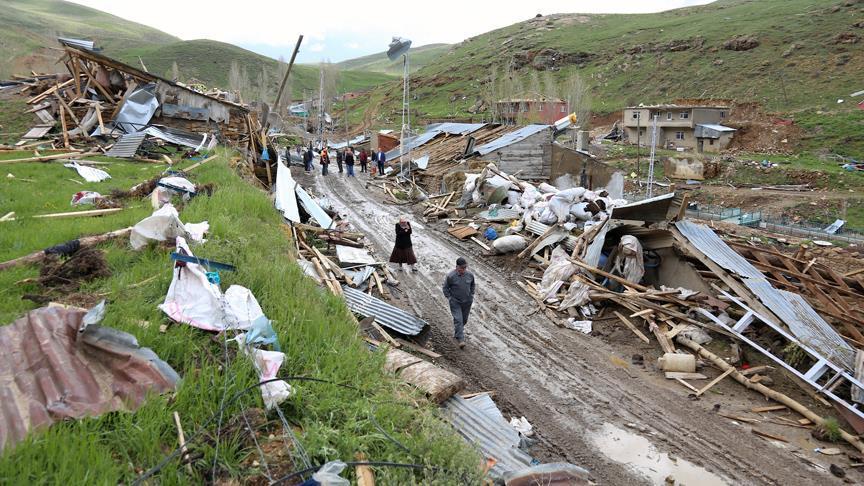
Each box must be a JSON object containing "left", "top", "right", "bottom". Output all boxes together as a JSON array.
[
  {"left": 371, "top": 322, "right": 400, "bottom": 348},
  {"left": 0, "top": 227, "right": 132, "bottom": 271},
  {"left": 395, "top": 338, "right": 441, "bottom": 359},
  {"left": 58, "top": 104, "right": 70, "bottom": 149},
  {"left": 34, "top": 208, "right": 123, "bottom": 219},
  {"left": 613, "top": 311, "right": 650, "bottom": 343},
  {"left": 695, "top": 368, "right": 734, "bottom": 396}
]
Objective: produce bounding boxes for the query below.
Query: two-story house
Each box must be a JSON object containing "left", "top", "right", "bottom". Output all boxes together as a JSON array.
[
  {"left": 496, "top": 96, "right": 570, "bottom": 125},
  {"left": 622, "top": 104, "right": 735, "bottom": 152}
]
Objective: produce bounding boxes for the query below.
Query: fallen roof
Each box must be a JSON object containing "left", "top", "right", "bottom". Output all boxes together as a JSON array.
[
  {"left": 0, "top": 305, "right": 179, "bottom": 452},
  {"left": 474, "top": 124, "right": 549, "bottom": 156},
  {"left": 341, "top": 286, "right": 428, "bottom": 336},
  {"left": 385, "top": 123, "right": 489, "bottom": 160},
  {"left": 442, "top": 395, "right": 533, "bottom": 478},
  {"left": 674, "top": 220, "right": 764, "bottom": 279},
  {"left": 610, "top": 192, "right": 684, "bottom": 223}
]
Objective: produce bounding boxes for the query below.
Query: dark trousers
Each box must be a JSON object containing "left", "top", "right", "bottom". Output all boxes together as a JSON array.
[
  {"left": 337, "top": 160, "right": 343, "bottom": 173},
  {"left": 322, "top": 164, "right": 328, "bottom": 176},
  {"left": 449, "top": 299, "right": 472, "bottom": 341},
  {"left": 360, "top": 162, "right": 367, "bottom": 173},
  {"left": 377, "top": 161, "right": 385, "bottom": 175}
]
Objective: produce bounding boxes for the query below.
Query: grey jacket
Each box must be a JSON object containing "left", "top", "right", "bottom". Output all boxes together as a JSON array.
[{"left": 442, "top": 270, "right": 475, "bottom": 304}]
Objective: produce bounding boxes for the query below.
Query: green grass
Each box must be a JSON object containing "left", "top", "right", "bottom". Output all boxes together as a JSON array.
[
  {"left": 0, "top": 98, "right": 37, "bottom": 144},
  {"left": 0, "top": 0, "right": 178, "bottom": 78},
  {"left": 0, "top": 150, "right": 480, "bottom": 484},
  {"left": 336, "top": 44, "right": 452, "bottom": 75},
  {"left": 354, "top": 0, "right": 864, "bottom": 121}
]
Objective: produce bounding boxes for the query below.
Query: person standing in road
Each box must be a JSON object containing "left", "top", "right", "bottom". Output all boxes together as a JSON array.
[
  {"left": 389, "top": 215, "right": 417, "bottom": 272},
  {"left": 358, "top": 148, "right": 368, "bottom": 174},
  {"left": 345, "top": 147, "right": 356, "bottom": 177},
  {"left": 442, "top": 257, "right": 475, "bottom": 349},
  {"left": 303, "top": 146, "right": 313, "bottom": 172},
  {"left": 336, "top": 148, "right": 344, "bottom": 174},
  {"left": 376, "top": 148, "right": 386, "bottom": 176},
  {"left": 320, "top": 147, "right": 330, "bottom": 176}
]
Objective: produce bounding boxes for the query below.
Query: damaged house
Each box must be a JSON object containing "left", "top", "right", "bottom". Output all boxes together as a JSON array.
[{"left": 623, "top": 103, "right": 735, "bottom": 152}]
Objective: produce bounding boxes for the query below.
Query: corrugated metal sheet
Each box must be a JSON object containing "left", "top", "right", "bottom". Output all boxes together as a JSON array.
[
  {"left": 341, "top": 286, "right": 428, "bottom": 336},
  {"left": 385, "top": 131, "right": 442, "bottom": 160},
  {"left": 57, "top": 37, "right": 95, "bottom": 51},
  {"left": 427, "top": 122, "right": 487, "bottom": 135},
  {"left": 475, "top": 125, "right": 549, "bottom": 156},
  {"left": 744, "top": 278, "right": 856, "bottom": 371},
  {"left": 611, "top": 192, "right": 680, "bottom": 222},
  {"left": 144, "top": 126, "right": 208, "bottom": 150},
  {"left": 105, "top": 132, "right": 146, "bottom": 158},
  {"left": 525, "top": 221, "right": 577, "bottom": 252},
  {"left": 295, "top": 183, "right": 333, "bottom": 229},
  {"left": 442, "top": 395, "right": 533, "bottom": 478},
  {"left": 328, "top": 134, "right": 369, "bottom": 150},
  {"left": 675, "top": 220, "right": 764, "bottom": 278},
  {"left": 477, "top": 208, "right": 521, "bottom": 222},
  {"left": 0, "top": 306, "right": 179, "bottom": 452}
]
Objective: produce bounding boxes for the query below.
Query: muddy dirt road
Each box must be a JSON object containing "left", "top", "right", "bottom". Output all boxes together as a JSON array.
[{"left": 299, "top": 168, "right": 842, "bottom": 485}]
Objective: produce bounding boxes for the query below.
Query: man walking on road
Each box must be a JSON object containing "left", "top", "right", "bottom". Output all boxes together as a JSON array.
[
  {"left": 442, "top": 257, "right": 475, "bottom": 349},
  {"left": 345, "top": 147, "right": 356, "bottom": 177},
  {"left": 376, "top": 149, "right": 386, "bottom": 176},
  {"left": 336, "top": 148, "right": 344, "bottom": 174}
]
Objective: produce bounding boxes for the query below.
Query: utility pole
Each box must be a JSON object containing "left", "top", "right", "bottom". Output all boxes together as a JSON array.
[
  {"left": 635, "top": 110, "right": 641, "bottom": 176},
  {"left": 344, "top": 93, "right": 349, "bottom": 149},
  {"left": 647, "top": 114, "right": 658, "bottom": 198},
  {"left": 317, "top": 67, "right": 325, "bottom": 149}
]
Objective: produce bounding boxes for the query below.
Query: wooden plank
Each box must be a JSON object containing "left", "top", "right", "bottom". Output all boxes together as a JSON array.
[
  {"left": 355, "top": 452, "right": 375, "bottom": 486},
  {"left": 664, "top": 372, "right": 708, "bottom": 380},
  {"left": 751, "top": 428, "right": 789, "bottom": 443},
  {"left": 717, "top": 413, "right": 760, "bottom": 424},
  {"left": 651, "top": 320, "right": 676, "bottom": 354},
  {"left": 629, "top": 309, "right": 655, "bottom": 318},
  {"left": 613, "top": 311, "right": 650, "bottom": 343},
  {"left": 372, "top": 271, "right": 386, "bottom": 298},
  {"left": 371, "top": 322, "right": 400, "bottom": 348},
  {"left": 470, "top": 236, "right": 491, "bottom": 251},
  {"left": 695, "top": 368, "right": 735, "bottom": 396},
  {"left": 740, "top": 365, "right": 775, "bottom": 376},
  {"left": 395, "top": 338, "right": 441, "bottom": 359},
  {"left": 33, "top": 208, "right": 122, "bottom": 219},
  {"left": 54, "top": 91, "right": 81, "bottom": 127},
  {"left": 58, "top": 104, "right": 70, "bottom": 149},
  {"left": 675, "top": 378, "right": 700, "bottom": 393},
  {"left": 751, "top": 405, "right": 788, "bottom": 413}
]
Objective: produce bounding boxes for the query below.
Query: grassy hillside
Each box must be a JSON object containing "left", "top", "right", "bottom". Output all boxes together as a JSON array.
[
  {"left": 356, "top": 0, "right": 864, "bottom": 120},
  {"left": 119, "top": 40, "right": 396, "bottom": 101},
  {"left": 0, "top": 149, "right": 480, "bottom": 483},
  {"left": 336, "top": 44, "right": 451, "bottom": 75},
  {"left": 0, "top": 0, "right": 178, "bottom": 78}
]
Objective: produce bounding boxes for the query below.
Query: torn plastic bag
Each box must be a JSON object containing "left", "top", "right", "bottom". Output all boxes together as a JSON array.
[
  {"left": 537, "top": 182, "right": 558, "bottom": 194},
  {"left": 492, "top": 235, "right": 527, "bottom": 254},
  {"left": 235, "top": 333, "right": 292, "bottom": 409},
  {"left": 70, "top": 191, "right": 103, "bottom": 206},
  {"left": 503, "top": 463, "right": 591, "bottom": 486},
  {"left": 509, "top": 416, "right": 534, "bottom": 437},
  {"left": 310, "top": 461, "right": 350, "bottom": 486},
  {"left": 183, "top": 221, "right": 209, "bottom": 243},
  {"left": 64, "top": 162, "right": 111, "bottom": 182},
  {"left": 519, "top": 184, "right": 541, "bottom": 209},
  {"left": 153, "top": 176, "right": 196, "bottom": 207},
  {"left": 564, "top": 318, "right": 592, "bottom": 334},
  {"left": 537, "top": 247, "right": 576, "bottom": 301},
  {"left": 159, "top": 236, "right": 225, "bottom": 331},
  {"left": 224, "top": 285, "right": 265, "bottom": 330},
  {"left": 130, "top": 204, "right": 187, "bottom": 250},
  {"left": 559, "top": 280, "right": 591, "bottom": 310},
  {"left": 244, "top": 316, "right": 280, "bottom": 351}
]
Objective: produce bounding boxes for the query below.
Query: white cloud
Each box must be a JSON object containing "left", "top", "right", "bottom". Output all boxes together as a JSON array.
[
  {"left": 309, "top": 43, "right": 326, "bottom": 52},
  {"left": 346, "top": 42, "right": 360, "bottom": 49}
]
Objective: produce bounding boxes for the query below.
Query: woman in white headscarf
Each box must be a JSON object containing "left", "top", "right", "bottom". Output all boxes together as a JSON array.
[{"left": 389, "top": 215, "right": 417, "bottom": 272}]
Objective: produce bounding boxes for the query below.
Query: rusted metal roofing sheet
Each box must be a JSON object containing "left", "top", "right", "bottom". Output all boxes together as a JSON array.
[
  {"left": 674, "top": 220, "right": 764, "bottom": 278},
  {"left": 0, "top": 306, "right": 179, "bottom": 452},
  {"left": 744, "top": 278, "right": 856, "bottom": 371},
  {"left": 341, "top": 286, "right": 428, "bottom": 336},
  {"left": 442, "top": 395, "right": 533, "bottom": 478}
]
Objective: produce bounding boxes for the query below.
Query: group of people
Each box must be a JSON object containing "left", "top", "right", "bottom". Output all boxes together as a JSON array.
[
  {"left": 388, "top": 216, "right": 475, "bottom": 349},
  {"left": 295, "top": 144, "right": 388, "bottom": 178}
]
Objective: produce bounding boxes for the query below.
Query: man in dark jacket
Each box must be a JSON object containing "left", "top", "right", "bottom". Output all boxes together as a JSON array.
[
  {"left": 358, "top": 149, "right": 368, "bottom": 173},
  {"left": 376, "top": 149, "right": 386, "bottom": 176},
  {"left": 303, "top": 146, "right": 313, "bottom": 172},
  {"left": 442, "top": 257, "right": 475, "bottom": 349},
  {"left": 345, "top": 147, "right": 355, "bottom": 177},
  {"left": 336, "top": 148, "right": 344, "bottom": 174}
]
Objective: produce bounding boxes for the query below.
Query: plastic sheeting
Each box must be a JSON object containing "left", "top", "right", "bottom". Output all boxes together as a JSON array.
[
  {"left": 274, "top": 157, "right": 300, "bottom": 223},
  {"left": 538, "top": 247, "right": 577, "bottom": 301},
  {"left": 610, "top": 235, "right": 644, "bottom": 284},
  {"left": 130, "top": 204, "right": 188, "bottom": 250},
  {"left": 235, "top": 334, "right": 292, "bottom": 409},
  {"left": 335, "top": 245, "right": 376, "bottom": 265},
  {"left": 64, "top": 162, "right": 111, "bottom": 182},
  {"left": 159, "top": 237, "right": 225, "bottom": 331},
  {"left": 296, "top": 183, "right": 333, "bottom": 229}
]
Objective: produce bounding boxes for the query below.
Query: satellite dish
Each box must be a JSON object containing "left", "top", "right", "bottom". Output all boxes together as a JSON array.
[{"left": 386, "top": 37, "right": 412, "bottom": 61}]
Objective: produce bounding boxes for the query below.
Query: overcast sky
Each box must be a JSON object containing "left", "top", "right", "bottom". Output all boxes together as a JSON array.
[{"left": 72, "top": 0, "right": 714, "bottom": 63}]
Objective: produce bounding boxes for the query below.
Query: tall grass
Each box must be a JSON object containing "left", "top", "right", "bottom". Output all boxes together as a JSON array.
[{"left": 0, "top": 149, "right": 480, "bottom": 484}]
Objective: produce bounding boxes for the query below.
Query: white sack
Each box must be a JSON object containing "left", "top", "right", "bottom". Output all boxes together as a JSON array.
[
  {"left": 538, "top": 207, "right": 558, "bottom": 225},
  {"left": 184, "top": 221, "right": 209, "bottom": 243},
  {"left": 538, "top": 247, "right": 577, "bottom": 301},
  {"left": 153, "top": 176, "right": 196, "bottom": 207},
  {"left": 560, "top": 280, "right": 591, "bottom": 310},
  {"left": 70, "top": 191, "right": 102, "bottom": 206},
  {"left": 509, "top": 416, "right": 534, "bottom": 437},
  {"left": 538, "top": 182, "right": 559, "bottom": 194},
  {"left": 64, "top": 162, "right": 111, "bottom": 182},
  {"left": 564, "top": 318, "right": 593, "bottom": 334},
  {"left": 492, "top": 235, "right": 528, "bottom": 254},
  {"left": 159, "top": 236, "right": 225, "bottom": 331},
  {"left": 224, "top": 285, "right": 265, "bottom": 330},
  {"left": 130, "top": 204, "right": 187, "bottom": 250},
  {"left": 569, "top": 202, "right": 591, "bottom": 221}
]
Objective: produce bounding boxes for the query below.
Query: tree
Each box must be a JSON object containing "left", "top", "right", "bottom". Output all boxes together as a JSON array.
[
  {"left": 228, "top": 61, "right": 250, "bottom": 102},
  {"left": 542, "top": 71, "right": 559, "bottom": 101},
  {"left": 565, "top": 72, "right": 592, "bottom": 129},
  {"left": 171, "top": 61, "right": 180, "bottom": 82},
  {"left": 256, "top": 65, "right": 269, "bottom": 103}
]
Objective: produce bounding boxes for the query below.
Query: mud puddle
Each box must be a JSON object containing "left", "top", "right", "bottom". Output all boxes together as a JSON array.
[{"left": 591, "top": 423, "right": 729, "bottom": 486}]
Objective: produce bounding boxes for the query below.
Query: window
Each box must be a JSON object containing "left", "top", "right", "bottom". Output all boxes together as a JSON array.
[
  {"left": 560, "top": 105, "right": 566, "bottom": 113},
  {"left": 709, "top": 139, "right": 715, "bottom": 145},
  {"left": 720, "top": 111, "right": 726, "bottom": 118},
  {"left": 666, "top": 112, "right": 672, "bottom": 121},
  {"left": 680, "top": 112, "right": 689, "bottom": 119},
  {"left": 675, "top": 131, "right": 685, "bottom": 140},
  {"left": 538, "top": 104, "right": 543, "bottom": 111}
]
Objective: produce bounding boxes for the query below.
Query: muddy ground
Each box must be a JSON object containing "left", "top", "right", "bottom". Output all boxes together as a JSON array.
[{"left": 295, "top": 166, "right": 860, "bottom": 485}]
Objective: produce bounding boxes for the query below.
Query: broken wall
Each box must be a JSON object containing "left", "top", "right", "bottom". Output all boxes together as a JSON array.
[
  {"left": 550, "top": 144, "right": 618, "bottom": 188},
  {"left": 478, "top": 129, "right": 552, "bottom": 180}
]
